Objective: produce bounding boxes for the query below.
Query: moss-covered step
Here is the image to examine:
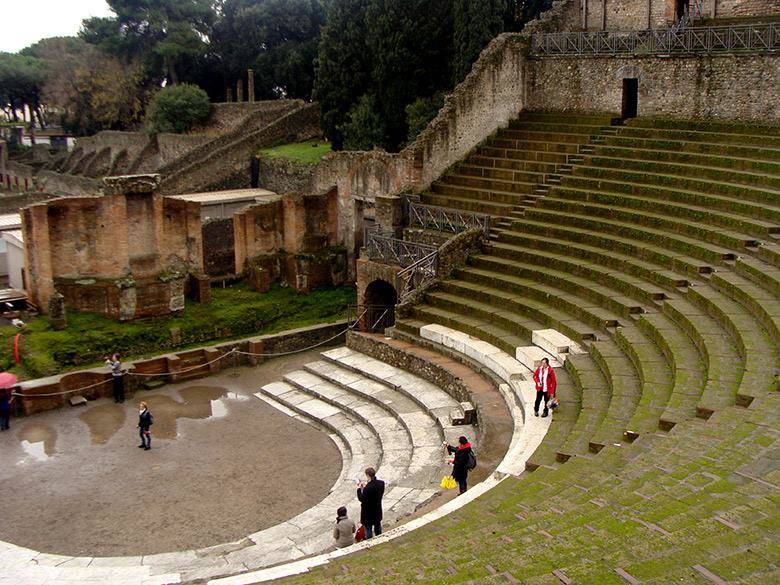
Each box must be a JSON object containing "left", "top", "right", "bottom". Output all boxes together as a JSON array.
[
  {"left": 540, "top": 196, "right": 763, "bottom": 251},
  {"left": 590, "top": 143, "right": 780, "bottom": 175},
  {"left": 602, "top": 134, "right": 780, "bottom": 162},
  {"left": 420, "top": 191, "right": 518, "bottom": 215},
  {"left": 587, "top": 339, "right": 642, "bottom": 452},
  {"left": 556, "top": 353, "right": 611, "bottom": 460},
  {"left": 429, "top": 181, "right": 531, "bottom": 204},
  {"left": 735, "top": 257, "right": 780, "bottom": 299},
  {"left": 581, "top": 153, "right": 780, "bottom": 191},
  {"left": 478, "top": 143, "right": 576, "bottom": 161},
  {"left": 460, "top": 261, "right": 648, "bottom": 319},
  {"left": 615, "top": 326, "right": 674, "bottom": 440},
  {"left": 497, "top": 221, "right": 704, "bottom": 286},
  {"left": 442, "top": 276, "right": 622, "bottom": 333},
  {"left": 494, "top": 129, "right": 595, "bottom": 145},
  {"left": 438, "top": 172, "right": 540, "bottom": 195},
  {"left": 625, "top": 117, "right": 780, "bottom": 137},
  {"left": 468, "top": 154, "right": 567, "bottom": 173},
  {"left": 435, "top": 279, "right": 598, "bottom": 342},
  {"left": 638, "top": 313, "right": 705, "bottom": 431},
  {"left": 525, "top": 206, "right": 740, "bottom": 267},
  {"left": 550, "top": 183, "right": 780, "bottom": 237},
  {"left": 614, "top": 125, "right": 780, "bottom": 149},
  {"left": 454, "top": 163, "right": 547, "bottom": 184},
  {"left": 563, "top": 167, "right": 780, "bottom": 213}
]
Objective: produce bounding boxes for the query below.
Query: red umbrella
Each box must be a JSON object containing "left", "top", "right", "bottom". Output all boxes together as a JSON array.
[{"left": 0, "top": 372, "right": 18, "bottom": 389}]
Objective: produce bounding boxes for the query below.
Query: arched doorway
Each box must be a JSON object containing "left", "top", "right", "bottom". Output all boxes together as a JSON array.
[{"left": 363, "top": 279, "right": 397, "bottom": 333}]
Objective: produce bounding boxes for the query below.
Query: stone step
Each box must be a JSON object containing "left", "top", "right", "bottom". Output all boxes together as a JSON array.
[
  {"left": 317, "top": 347, "right": 475, "bottom": 428},
  {"left": 541, "top": 195, "right": 762, "bottom": 252},
  {"left": 515, "top": 345, "right": 562, "bottom": 370}
]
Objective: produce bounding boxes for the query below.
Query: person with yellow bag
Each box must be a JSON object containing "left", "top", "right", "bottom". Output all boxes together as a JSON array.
[{"left": 444, "top": 436, "right": 476, "bottom": 495}]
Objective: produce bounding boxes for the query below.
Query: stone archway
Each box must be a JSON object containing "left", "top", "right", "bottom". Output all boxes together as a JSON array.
[{"left": 363, "top": 279, "right": 397, "bottom": 333}]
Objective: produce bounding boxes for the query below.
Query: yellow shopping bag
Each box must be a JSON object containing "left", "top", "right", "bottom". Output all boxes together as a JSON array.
[{"left": 440, "top": 475, "right": 457, "bottom": 490}]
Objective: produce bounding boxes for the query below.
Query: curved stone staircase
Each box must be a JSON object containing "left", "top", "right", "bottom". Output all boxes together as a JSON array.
[{"left": 277, "top": 113, "right": 780, "bottom": 583}]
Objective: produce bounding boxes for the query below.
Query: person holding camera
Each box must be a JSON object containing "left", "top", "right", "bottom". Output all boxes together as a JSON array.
[
  {"left": 106, "top": 354, "right": 125, "bottom": 403},
  {"left": 445, "top": 436, "right": 476, "bottom": 495},
  {"left": 356, "top": 467, "right": 385, "bottom": 539}
]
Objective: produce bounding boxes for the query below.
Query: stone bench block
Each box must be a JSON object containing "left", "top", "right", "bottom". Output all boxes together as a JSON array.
[
  {"left": 532, "top": 328, "right": 585, "bottom": 359},
  {"left": 516, "top": 346, "right": 563, "bottom": 371}
]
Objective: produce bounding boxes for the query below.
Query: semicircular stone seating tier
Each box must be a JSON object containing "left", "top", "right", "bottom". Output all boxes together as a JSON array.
[
  {"left": 299, "top": 112, "right": 776, "bottom": 583},
  {"left": 0, "top": 339, "right": 551, "bottom": 585}
]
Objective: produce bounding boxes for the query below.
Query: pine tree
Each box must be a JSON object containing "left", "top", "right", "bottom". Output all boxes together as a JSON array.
[
  {"left": 365, "top": 0, "right": 452, "bottom": 151},
  {"left": 452, "top": 0, "right": 508, "bottom": 84},
  {"left": 313, "top": 0, "right": 373, "bottom": 150}
]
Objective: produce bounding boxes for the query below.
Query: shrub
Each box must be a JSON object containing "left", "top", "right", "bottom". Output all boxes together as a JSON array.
[
  {"left": 145, "top": 83, "right": 211, "bottom": 133},
  {"left": 339, "top": 94, "right": 385, "bottom": 151},
  {"left": 406, "top": 93, "right": 445, "bottom": 143}
]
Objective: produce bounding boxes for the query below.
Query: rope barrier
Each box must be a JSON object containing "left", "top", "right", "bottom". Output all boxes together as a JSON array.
[{"left": 10, "top": 313, "right": 367, "bottom": 398}]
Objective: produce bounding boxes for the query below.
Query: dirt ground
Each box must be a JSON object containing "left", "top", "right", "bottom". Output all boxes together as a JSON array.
[{"left": 0, "top": 349, "right": 343, "bottom": 557}]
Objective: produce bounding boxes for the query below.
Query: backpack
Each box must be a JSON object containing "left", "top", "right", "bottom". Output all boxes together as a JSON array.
[
  {"left": 148, "top": 412, "right": 154, "bottom": 426},
  {"left": 467, "top": 449, "right": 477, "bottom": 471}
]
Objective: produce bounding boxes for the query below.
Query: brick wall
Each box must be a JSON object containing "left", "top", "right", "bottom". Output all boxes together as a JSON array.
[{"left": 23, "top": 174, "right": 204, "bottom": 318}]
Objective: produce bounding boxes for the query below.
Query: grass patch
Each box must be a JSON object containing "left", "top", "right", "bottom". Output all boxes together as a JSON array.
[
  {"left": 259, "top": 140, "right": 332, "bottom": 164},
  {"left": 1, "top": 283, "right": 355, "bottom": 380}
]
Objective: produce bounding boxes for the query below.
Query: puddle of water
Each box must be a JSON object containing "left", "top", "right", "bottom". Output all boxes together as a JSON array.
[
  {"left": 80, "top": 404, "right": 127, "bottom": 444},
  {"left": 141, "top": 386, "right": 246, "bottom": 440},
  {"left": 17, "top": 424, "right": 57, "bottom": 463}
]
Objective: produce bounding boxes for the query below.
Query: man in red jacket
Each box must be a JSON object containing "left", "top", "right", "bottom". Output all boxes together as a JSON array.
[{"left": 532, "top": 357, "right": 557, "bottom": 418}]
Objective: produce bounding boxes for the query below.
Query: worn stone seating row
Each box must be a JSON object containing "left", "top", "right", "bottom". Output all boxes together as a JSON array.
[
  {"left": 282, "top": 393, "right": 777, "bottom": 584},
  {"left": 420, "top": 111, "right": 618, "bottom": 216},
  {"left": 251, "top": 348, "right": 474, "bottom": 568},
  {"left": 394, "top": 315, "right": 581, "bottom": 471}
]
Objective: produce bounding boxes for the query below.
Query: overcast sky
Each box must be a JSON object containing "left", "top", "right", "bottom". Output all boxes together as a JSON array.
[{"left": 0, "top": 0, "right": 113, "bottom": 53}]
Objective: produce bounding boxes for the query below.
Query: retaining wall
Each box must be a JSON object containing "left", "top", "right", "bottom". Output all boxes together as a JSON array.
[{"left": 13, "top": 320, "right": 349, "bottom": 416}]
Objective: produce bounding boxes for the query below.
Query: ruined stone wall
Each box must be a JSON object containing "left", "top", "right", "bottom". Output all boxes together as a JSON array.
[
  {"left": 233, "top": 188, "right": 345, "bottom": 291},
  {"left": 160, "top": 103, "right": 321, "bottom": 195},
  {"left": 15, "top": 320, "right": 348, "bottom": 416},
  {"left": 23, "top": 175, "right": 203, "bottom": 318},
  {"left": 258, "top": 157, "right": 316, "bottom": 195},
  {"left": 715, "top": 0, "right": 780, "bottom": 17},
  {"left": 190, "top": 100, "right": 304, "bottom": 136},
  {"left": 34, "top": 169, "right": 101, "bottom": 196},
  {"left": 527, "top": 52, "right": 780, "bottom": 122}
]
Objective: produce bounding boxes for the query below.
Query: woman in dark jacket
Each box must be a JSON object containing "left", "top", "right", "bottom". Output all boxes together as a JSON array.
[
  {"left": 446, "top": 436, "right": 475, "bottom": 495},
  {"left": 138, "top": 401, "right": 153, "bottom": 450}
]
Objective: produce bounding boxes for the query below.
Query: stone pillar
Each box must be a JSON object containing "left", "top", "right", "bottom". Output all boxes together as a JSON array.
[
  {"left": 247, "top": 69, "right": 255, "bottom": 103},
  {"left": 375, "top": 194, "right": 406, "bottom": 239},
  {"left": 48, "top": 292, "right": 67, "bottom": 330},
  {"left": 226, "top": 86, "right": 233, "bottom": 102},
  {"left": 236, "top": 79, "right": 244, "bottom": 102}
]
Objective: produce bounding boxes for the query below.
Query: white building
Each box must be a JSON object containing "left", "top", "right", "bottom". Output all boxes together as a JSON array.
[
  {"left": 2, "top": 229, "right": 24, "bottom": 290},
  {"left": 168, "top": 188, "right": 277, "bottom": 220}
]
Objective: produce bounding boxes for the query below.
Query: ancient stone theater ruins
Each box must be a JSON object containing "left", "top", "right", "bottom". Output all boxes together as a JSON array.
[{"left": 1, "top": 0, "right": 779, "bottom": 584}]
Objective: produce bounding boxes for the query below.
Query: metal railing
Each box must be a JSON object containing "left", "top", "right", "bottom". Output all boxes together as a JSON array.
[
  {"left": 407, "top": 200, "right": 491, "bottom": 237},
  {"left": 364, "top": 230, "right": 438, "bottom": 268},
  {"left": 396, "top": 249, "right": 438, "bottom": 303},
  {"left": 531, "top": 22, "right": 779, "bottom": 56}
]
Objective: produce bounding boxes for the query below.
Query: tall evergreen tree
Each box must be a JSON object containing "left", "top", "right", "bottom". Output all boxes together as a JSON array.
[
  {"left": 452, "top": 0, "right": 508, "bottom": 84},
  {"left": 365, "top": 0, "right": 452, "bottom": 151},
  {"left": 313, "top": 0, "right": 372, "bottom": 150}
]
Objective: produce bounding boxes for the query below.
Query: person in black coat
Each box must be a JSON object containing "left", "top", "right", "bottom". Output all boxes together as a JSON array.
[
  {"left": 445, "top": 435, "right": 475, "bottom": 495},
  {"left": 356, "top": 467, "right": 385, "bottom": 539},
  {"left": 138, "top": 401, "right": 153, "bottom": 450}
]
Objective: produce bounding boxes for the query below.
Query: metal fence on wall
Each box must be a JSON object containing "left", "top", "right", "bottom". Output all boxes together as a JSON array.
[
  {"left": 407, "top": 200, "right": 492, "bottom": 237},
  {"left": 531, "top": 22, "right": 779, "bottom": 57}
]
